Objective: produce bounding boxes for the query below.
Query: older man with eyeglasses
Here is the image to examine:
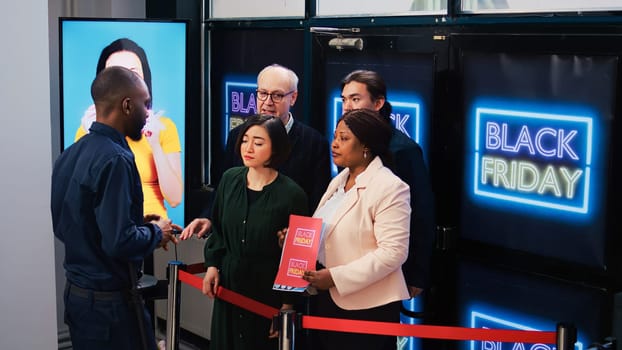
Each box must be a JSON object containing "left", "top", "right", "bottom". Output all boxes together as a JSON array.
[
  {"left": 184, "top": 64, "right": 331, "bottom": 235},
  {"left": 224, "top": 64, "right": 331, "bottom": 211}
]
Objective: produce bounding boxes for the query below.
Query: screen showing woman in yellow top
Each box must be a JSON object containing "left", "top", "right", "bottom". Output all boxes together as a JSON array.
[{"left": 74, "top": 38, "right": 183, "bottom": 220}]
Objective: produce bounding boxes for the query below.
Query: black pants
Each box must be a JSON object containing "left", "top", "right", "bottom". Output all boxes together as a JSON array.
[
  {"left": 311, "top": 291, "right": 400, "bottom": 350},
  {"left": 64, "top": 283, "right": 156, "bottom": 350}
]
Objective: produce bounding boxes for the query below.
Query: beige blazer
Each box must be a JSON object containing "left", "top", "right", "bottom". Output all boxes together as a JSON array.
[{"left": 314, "top": 156, "right": 411, "bottom": 310}]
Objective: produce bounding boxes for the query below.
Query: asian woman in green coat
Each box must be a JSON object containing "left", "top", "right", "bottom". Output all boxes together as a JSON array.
[{"left": 183, "top": 114, "right": 308, "bottom": 349}]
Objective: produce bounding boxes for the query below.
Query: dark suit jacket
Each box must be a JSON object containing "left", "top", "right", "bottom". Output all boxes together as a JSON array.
[
  {"left": 390, "top": 128, "right": 436, "bottom": 290},
  {"left": 222, "top": 118, "right": 332, "bottom": 211}
]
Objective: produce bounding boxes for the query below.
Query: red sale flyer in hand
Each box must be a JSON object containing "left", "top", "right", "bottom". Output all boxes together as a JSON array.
[{"left": 273, "top": 214, "right": 323, "bottom": 293}]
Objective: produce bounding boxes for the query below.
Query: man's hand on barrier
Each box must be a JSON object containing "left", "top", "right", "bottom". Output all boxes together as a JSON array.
[
  {"left": 180, "top": 218, "right": 212, "bottom": 240},
  {"left": 302, "top": 268, "right": 335, "bottom": 290},
  {"left": 151, "top": 217, "right": 181, "bottom": 251},
  {"left": 202, "top": 266, "right": 219, "bottom": 298},
  {"left": 159, "top": 227, "right": 181, "bottom": 251}
]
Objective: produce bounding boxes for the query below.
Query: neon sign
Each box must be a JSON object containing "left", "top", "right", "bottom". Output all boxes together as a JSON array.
[
  {"left": 472, "top": 107, "right": 593, "bottom": 214},
  {"left": 224, "top": 80, "right": 257, "bottom": 144},
  {"left": 331, "top": 97, "right": 421, "bottom": 141},
  {"left": 330, "top": 95, "right": 422, "bottom": 176},
  {"left": 470, "top": 310, "right": 585, "bottom": 350}
]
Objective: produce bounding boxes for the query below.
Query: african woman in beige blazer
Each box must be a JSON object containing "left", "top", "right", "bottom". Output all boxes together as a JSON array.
[{"left": 301, "top": 108, "right": 411, "bottom": 350}]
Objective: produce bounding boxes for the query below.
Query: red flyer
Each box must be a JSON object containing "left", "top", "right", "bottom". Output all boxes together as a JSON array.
[{"left": 273, "top": 214, "right": 323, "bottom": 293}]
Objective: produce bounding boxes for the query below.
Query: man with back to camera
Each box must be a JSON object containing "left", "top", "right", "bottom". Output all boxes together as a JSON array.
[
  {"left": 182, "top": 63, "right": 331, "bottom": 236},
  {"left": 340, "top": 69, "right": 436, "bottom": 300},
  {"left": 51, "top": 66, "right": 181, "bottom": 350}
]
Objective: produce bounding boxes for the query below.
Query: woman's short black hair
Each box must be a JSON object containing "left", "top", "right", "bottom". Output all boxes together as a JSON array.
[
  {"left": 235, "top": 114, "right": 291, "bottom": 169},
  {"left": 96, "top": 38, "right": 152, "bottom": 101},
  {"left": 339, "top": 108, "right": 393, "bottom": 167}
]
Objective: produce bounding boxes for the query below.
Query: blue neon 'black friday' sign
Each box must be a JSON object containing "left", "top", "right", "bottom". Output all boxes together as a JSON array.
[
  {"left": 472, "top": 107, "right": 592, "bottom": 214},
  {"left": 224, "top": 79, "right": 257, "bottom": 144}
]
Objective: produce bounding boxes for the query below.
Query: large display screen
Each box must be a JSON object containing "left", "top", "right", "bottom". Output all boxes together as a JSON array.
[
  {"left": 323, "top": 52, "right": 435, "bottom": 176},
  {"left": 457, "top": 259, "right": 611, "bottom": 350},
  {"left": 60, "top": 18, "right": 187, "bottom": 226},
  {"left": 459, "top": 51, "right": 616, "bottom": 268}
]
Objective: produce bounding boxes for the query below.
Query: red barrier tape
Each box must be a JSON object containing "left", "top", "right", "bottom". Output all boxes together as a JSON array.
[
  {"left": 178, "top": 269, "right": 203, "bottom": 290},
  {"left": 178, "top": 270, "right": 279, "bottom": 319},
  {"left": 302, "top": 316, "right": 556, "bottom": 343},
  {"left": 177, "top": 269, "right": 556, "bottom": 344},
  {"left": 217, "top": 285, "right": 280, "bottom": 319}
]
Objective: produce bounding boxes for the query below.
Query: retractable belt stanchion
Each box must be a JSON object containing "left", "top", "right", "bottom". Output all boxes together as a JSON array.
[
  {"left": 277, "top": 309, "right": 296, "bottom": 350},
  {"left": 174, "top": 262, "right": 563, "bottom": 348},
  {"left": 556, "top": 323, "right": 577, "bottom": 350},
  {"left": 166, "top": 261, "right": 183, "bottom": 350}
]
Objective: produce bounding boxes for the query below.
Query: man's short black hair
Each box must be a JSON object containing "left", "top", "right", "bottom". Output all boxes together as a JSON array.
[{"left": 91, "top": 66, "right": 143, "bottom": 116}]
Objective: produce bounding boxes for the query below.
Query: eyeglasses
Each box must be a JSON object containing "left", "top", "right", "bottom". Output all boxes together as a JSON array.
[{"left": 256, "top": 90, "right": 295, "bottom": 103}]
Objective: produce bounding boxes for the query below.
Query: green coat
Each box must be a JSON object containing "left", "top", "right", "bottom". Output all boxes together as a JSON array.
[{"left": 205, "top": 167, "right": 308, "bottom": 350}]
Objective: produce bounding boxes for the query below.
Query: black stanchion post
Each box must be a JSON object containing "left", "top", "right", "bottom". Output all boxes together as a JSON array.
[
  {"left": 557, "top": 322, "right": 577, "bottom": 350},
  {"left": 166, "top": 261, "right": 183, "bottom": 350},
  {"left": 278, "top": 309, "right": 296, "bottom": 350}
]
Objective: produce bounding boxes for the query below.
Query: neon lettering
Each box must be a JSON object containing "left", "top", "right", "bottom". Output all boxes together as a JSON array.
[
  {"left": 230, "top": 91, "right": 257, "bottom": 114},
  {"left": 396, "top": 337, "right": 408, "bottom": 350},
  {"left": 480, "top": 340, "right": 553, "bottom": 350},
  {"left": 482, "top": 341, "right": 501, "bottom": 350},
  {"left": 481, "top": 156, "right": 583, "bottom": 199},
  {"left": 511, "top": 343, "right": 526, "bottom": 350},
  {"left": 392, "top": 113, "right": 411, "bottom": 137},
  {"left": 485, "top": 122, "right": 578, "bottom": 160}
]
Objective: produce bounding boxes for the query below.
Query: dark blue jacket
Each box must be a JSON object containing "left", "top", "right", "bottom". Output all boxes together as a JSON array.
[{"left": 51, "top": 122, "right": 162, "bottom": 291}]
